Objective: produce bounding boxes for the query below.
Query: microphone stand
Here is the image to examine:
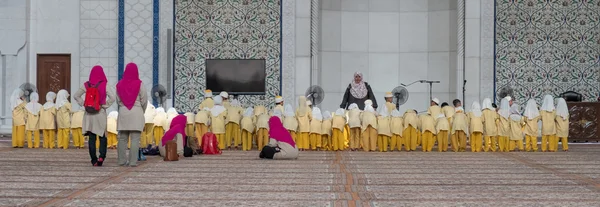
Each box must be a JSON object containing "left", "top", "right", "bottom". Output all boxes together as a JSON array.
[{"left": 401, "top": 80, "right": 440, "bottom": 106}]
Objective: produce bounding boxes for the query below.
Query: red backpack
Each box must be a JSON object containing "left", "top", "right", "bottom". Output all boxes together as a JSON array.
[
  {"left": 84, "top": 82, "right": 102, "bottom": 113},
  {"left": 201, "top": 132, "right": 221, "bottom": 155}
]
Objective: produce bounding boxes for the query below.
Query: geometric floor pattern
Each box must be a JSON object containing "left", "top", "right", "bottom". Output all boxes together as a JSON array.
[{"left": 1, "top": 141, "right": 599, "bottom": 206}]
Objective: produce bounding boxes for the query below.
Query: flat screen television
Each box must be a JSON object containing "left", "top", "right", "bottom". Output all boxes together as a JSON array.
[{"left": 205, "top": 59, "right": 266, "bottom": 95}]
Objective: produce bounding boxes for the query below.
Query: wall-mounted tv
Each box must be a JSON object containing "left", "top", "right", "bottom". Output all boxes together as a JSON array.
[{"left": 205, "top": 59, "right": 266, "bottom": 95}]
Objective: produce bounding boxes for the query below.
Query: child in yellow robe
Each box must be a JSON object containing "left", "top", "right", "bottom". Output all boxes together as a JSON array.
[
  {"left": 198, "top": 89, "right": 214, "bottom": 110},
  {"left": 71, "top": 110, "right": 85, "bottom": 149},
  {"left": 468, "top": 101, "right": 484, "bottom": 152},
  {"left": 509, "top": 105, "right": 525, "bottom": 151},
  {"left": 384, "top": 92, "right": 396, "bottom": 114},
  {"left": 361, "top": 100, "right": 378, "bottom": 152},
  {"left": 274, "top": 96, "right": 284, "bottom": 115},
  {"left": 452, "top": 107, "right": 469, "bottom": 152},
  {"left": 194, "top": 107, "right": 210, "bottom": 142},
  {"left": 523, "top": 99, "right": 540, "bottom": 152},
  {"left": 256, "top": 109, "right": 270, "bottom": 150},
  {"left": 322, "top": 111, "right": 333, "bottom": 151},
  {"left": 107, "top": 111, "right": 118, "bottom": 149},
  {"left": 225, "top": 100, "right": 242, "bottom": 149},
  {"left": 428, "top": 98, "right": 442, "bottom": 119},
  {"left": 347, "top": 103, "right": 361, "bottom": 151},
  {"left": 142, "top": 101, "right": 155, "bottom": 148},
  {"left": 220, "top": 91, "right": 230, "bottom": 108},
  {"left": 309, "top": 107, "right": 323, "bottom": 150},
  {"left": 11, "top": 89, "right": 26, "bottom": 148},
  {"left": 481, "top": 98, "right": 498, "bottom": 152},
  {"left": 296, "top": 96, "right": 312, "bottom": 151},
  {"left": 390, "top": 109, "right": 404, "bottom": 151},
  {"left": 377, "top": 108, "right": 392, "bottom": 152},
  {"left": 497, "top": 98, "right": 511, "bottom": 152},
  {"left": 153, "top": 107, "right": 167, "bottom": 146},
  {"left": 55, "top": 90, "right": 72, "bottom": 149},
  {"left": 185, "top": 112, "right": 195, "bottom": 139},
  {"left": 332, "top": 109, "right": 347, "bottom": 151},
  {"left": 441, "top": 102, "right": 455, "bottom": 150},
  {"left": 241, "top": 107, "right": 255, "bottom": 151},
  {"left": 555, "top": 98, "right": 569, "bottom": 151},
  {"left": 403, "top": 109, "right": 419, "bottom": 151},
  {"left": 25, "top": 92, "right": 42, "bottom": 148},
  {"left": 165, "top": 108, "right": 179, "bottom": 131},
  {"left": 419, "top": 112, "right": 436, "bottom": 152},
  {"left": 284, "top": 104, "right": 299, "bottom": 143},
  {"left": 435, "top": 113, "right": 449, "bottom": 152},
  {"left": 40, "top": 92, "right": 57, "bottom": 149},
  {"left": 540, "top": 95, "right": 557, "bottom": 152},
  {"left": 210, "top": 96, "right": 228, "bottom": 150}
]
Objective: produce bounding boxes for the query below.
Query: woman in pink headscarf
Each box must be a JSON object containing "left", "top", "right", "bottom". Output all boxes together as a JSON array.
[
  {"left": 115, "top": 63, "right": 148, "bottom": 167},
  {"left": 261, "top": 116, "right": 298, "bottom": 160},
  {"left": 74, "top": 65, "right": 116, "bottom": 166},
  {"left": 159, "top": 115, "right": 187, "bottom": 158}
]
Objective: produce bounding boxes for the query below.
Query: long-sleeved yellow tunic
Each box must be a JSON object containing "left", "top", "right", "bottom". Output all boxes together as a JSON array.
[
  {"left": 377, "top": 116, "right": 392, "bottom": 137},
  {"left": 468, "top": 112, "right": 483, "bottom": 134},
  {"left": 390, "top": 116, "right": 403, "bottom": 135},
  {"left": 436, "top": 116, "right": 450, "bottom": 134},
  {"left": 39, "top": 107, "right": 56, "bottom": 130},
  {"left": 524, "top": 116, "right": 540, "bottom": 136},
  {"left": 194, "top": 110, "right": 210, "bottom": 125},
  {"left": 332, "top": 115, "right": 346, "bottom": 131},
  {"left": 481, "top": 109, "right": 498, "bottom": 136},
  {"left": 420, "top": 114, "right": 436, "bottom": 134},
  {"left": 256, "top": 113, "right": 270, "bottom": 130},
  {"left": 211, "top": 111, "right": 227, "bottom": 134},
  {"left": 360, "top": 111, "right": 377, "bottom": 131},
  {"left": 71, "top": 111, "right": 84, "bottom": 128},
  {"left": 296, "top": 109, "right": 312, "bottom": 133},
  {"left": 226, "top": 106, "right": 242, "bottom": 125},
  {"left": 403, "top": 111, "right": 419, "bottom": 129},
  {"left": 347, "top": 109, "right": 361, "bottom": 128},
  {"left": 322, "top": 119, "right": 332, "bottom": 136},
  {"left": 555, "top": 116, "right": 569, "bottom": 138},
  {"left": 198, "top": 98, "right": 214, "bottom": 110},
  {"left": 498, "top": 116, "right": 511, "bottom": 137},
  {"left": 12, "top": 102, "right": 26, "bottom": 126},
  {"left": 451, "top": 112, "right": 468, "bottom": 135},
  {"left": 56, "top": 103, "right": 72, "bottom": 129},
  {"left": 241, "top": 116, "right": 255, "bottom": 132},
  {"left": 509, "top": 117, "right": 525, "bottom": 140},
  {"left": 540, "top": 110, "right": 556, "bottom": 135},
  {"left": 428, "top": 105, "right": 442, "bottom": 119}
]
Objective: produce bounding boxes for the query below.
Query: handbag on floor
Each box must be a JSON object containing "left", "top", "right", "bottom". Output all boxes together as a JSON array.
[{"left": 164, "top": 140, "right": 179, "bottom": 161}]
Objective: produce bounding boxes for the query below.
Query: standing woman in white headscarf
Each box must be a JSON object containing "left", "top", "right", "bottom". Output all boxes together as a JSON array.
[
  {"left": 40, "top": 92, "right": 57, "bottom": 149},
  {"left": 540, "top": 95, "right": 557, "bottom": 152},
  {"left": 25, "top": 92, "right": 43, "bottom": 148},
  {"left": 283, "top": 104, "right": 298, "bottom": 143},
  {"left": 340, "top": 72, "right": 378, "bottom": 110},
  {"left": 309, "top": 107, "right": 323, "bottom": 150},
  {"left": 55, "top": 90, "right": 72, "bottom": 149},
  {"left": 555, "top": 98, "right": 569, "bottom": 151},
  {"left": 361, "top": 100, "right": 378, "bottom": 152},
  {"left": 467, "top": 101, "right": 483, "bottom": 152},
  {"left": 481, "top": 98, "right": 498, "bottom": 152},
  {"left": 11, "top": 89, "right": 27, "bottom": 148},
  {"left": 523, "top": 99, "right": 541, "bottom": 152},
  {"left": 497, "top": 98, "right": 511, "bottom": 152}
]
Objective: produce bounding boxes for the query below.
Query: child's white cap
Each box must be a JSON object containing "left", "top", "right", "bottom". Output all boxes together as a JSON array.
[
  {"left": 220, "top": 91, "right": 228, "bottom": 98},
  {"left": 275, "top": 96, "right": 283, "bottom": 103},
  {"left": 384, "top": 92, "right": 393, "bottom": 98},
  {"left": 432, "top": 98, "right": 440, "bottom": 105},
  {"left": 204, "top": 90, "right": 213, "bottom": 98}
]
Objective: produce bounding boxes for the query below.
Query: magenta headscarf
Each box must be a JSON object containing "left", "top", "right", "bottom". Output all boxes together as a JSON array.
[
  {"left": 85, "top": 65, "right": 108, "bottom": 105},
  {"left": 268, "top": 116, "right": 295, "bottom": 148},
  {"left": 161, "top": 114, "right": 187, "bottom": 146},
  {"left": 116, "top": 63, "right": 142, "bottom": 110}
]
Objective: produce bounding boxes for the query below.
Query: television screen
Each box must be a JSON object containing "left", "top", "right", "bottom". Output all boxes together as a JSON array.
[{"left": 205, "top": 59, "right": 266, "bottom": 95}]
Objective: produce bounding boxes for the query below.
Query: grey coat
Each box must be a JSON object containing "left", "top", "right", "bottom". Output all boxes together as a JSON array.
[
  {"left": 116, "top": 84, "right": 148, "bottom": 131},
  {"left": 74, "top": 87, "right": 116, "bottom": 136},
  {"left": 269, "top": 138, "right": 299, "bottom": 160}
]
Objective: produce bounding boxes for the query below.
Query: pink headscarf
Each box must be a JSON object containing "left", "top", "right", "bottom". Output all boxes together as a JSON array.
[
  {"left": 116, "top": 63, "right": 142, "bottom": 110},
  {"left": 161, "top": 114, "right": 186, "bottom": 146},
  {"left": 268, "top": 116, "right": 295, "bottom": 148},
  {"left": 85, "top": 65, "right": 108, "bottom": 105}
]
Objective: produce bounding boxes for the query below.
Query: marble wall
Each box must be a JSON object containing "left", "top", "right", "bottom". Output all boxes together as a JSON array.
[
  {"left": 123, "top": 0, "right": 155, "bottom": 100},
  {"left": 319, "top": 0, "right": 458, "bottom": 112}
]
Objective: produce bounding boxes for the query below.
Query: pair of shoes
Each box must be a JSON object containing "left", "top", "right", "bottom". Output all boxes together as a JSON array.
[{"left": 96, "top": 158, "right": 104, "bottom": 166}]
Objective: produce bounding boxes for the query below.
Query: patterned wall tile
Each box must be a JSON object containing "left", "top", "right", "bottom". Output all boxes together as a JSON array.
[
  {"left": 124, "top": 0, "right": 154, "bottom": 98},
  {"left": 159, "top": 0, "right": 173, "bottom": 91},
  {"left": 174, "top": 0, "right": 282, "bottom": 112},
  {"left": 80, "top": 0, "right": 118, "bottom": 84},
  {"left": 495, "top": 0, "right": 600, "bottom": 104}
]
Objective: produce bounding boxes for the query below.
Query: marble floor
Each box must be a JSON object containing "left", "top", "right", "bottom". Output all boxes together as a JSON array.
[{"left": 0, "top": 141, "right": 599, "bottom": 206}]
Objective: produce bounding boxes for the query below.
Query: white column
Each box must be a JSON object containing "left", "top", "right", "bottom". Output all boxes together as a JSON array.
[
  {"left": 310, "top": 0, "right": 320, "bottom": 87},
  {"left": 456, "top": 0, "right": 465, "bottom": 101}
]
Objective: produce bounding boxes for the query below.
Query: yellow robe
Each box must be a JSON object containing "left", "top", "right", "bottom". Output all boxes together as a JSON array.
[
  {"left": 256, "top": 113, "right": 270, "bottom": 149},
  {"left": 385, "top": 102, "right": 396, "bottom": 114},
  {"left": 420, "top": 115, "right": 436, "bottom": 152},
  {"left": 211, "top": 111, "right": 227, "bottom": 149},
  {"left": 26, "top": 110, "right": 41, "bottom": 148},
  {"left": 321, "top": 119, "right": 332, "bottom": 150},
  {"left": 347, "top": 108, "right": 361, "bottom": 129},
  {"left": 435, "top": 116, "right": 450, "bottom": 152},
  {"left": 555, "top": 116, "right": 569, "bottom": 151},
  {"left": 442, "top": 106, "right": 455, "bottom": 120},
  {"left": 12, "top": 102, "right": 27, "bottom": 148},
  {"left": 198, "top": 98, "right": 214, "bottom": 110},
  {"left": 390, "top": 116, "right": 403, "bottom": 151},
  {"left": 70, "top": 111, "right": 85, "bottom": 148},
  {"left": 481, "top": 109, "right": 498, "bottom": 136},
  {"left": 451, "top": 113, "right": 468, "bottom": 135},
  {"left": 377, "top": 116, "right": 391, "bottom": 152},
  {"left": 331, "top": 115, "right": 346, "bottom": 150},
  {"left": 540, "top": 111, "right": 556, "bottom": 136},
  {"left": 428, "top": 105, "right": 442, "bottom": 119},
  {"left": 57, "top": 103, "right": 72, "bottom": 149}
]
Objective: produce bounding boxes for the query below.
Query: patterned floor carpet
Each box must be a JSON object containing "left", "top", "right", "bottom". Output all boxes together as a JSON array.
[{"left": 0, "top": 142, "right": 599, "bottom": 206}]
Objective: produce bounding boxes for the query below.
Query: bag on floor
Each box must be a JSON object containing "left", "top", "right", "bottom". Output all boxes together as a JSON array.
[
  {"left": 142, "top": 145, "right": 160, "bottom": 156},
  {"left": 259, "top": 146, "right": 278, "bottom": 159},
  {"left": 187, "top": 136, "right": 199, "bottom": 153},
  {"left": 183, "top": 144, "right": 193, "bottom": 157},
  {"left": 164, "top": 140, "right": 179, "bottom": 161},
  {"left": 201, "top": 132, "right": 221, "bottom": 155}
]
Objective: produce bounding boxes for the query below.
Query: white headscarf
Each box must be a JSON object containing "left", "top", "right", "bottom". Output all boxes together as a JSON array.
[
  {"left": 214, "top": 95, "right": 223, "bottom": 105},
  {"left": 481, "top": 98, "right": 494, "bottom": 110},
  {"left": 56, "top": 90, "right": 70, "bottom": 108},
  {"left": 540, "top": 95, "right": 555, "bottom": 112},
  {"left": 498, "top": 98, "right": 510, "bottom": 118},
  {"left": 470, "top": 101, "right": 482, "bottom": 117},
  {"left": 156, "top": 107, "right": 165, "bottom": 114},
  {"left": 335, "top": 108, "right": 345, "bottom": 116},
  {"left": 509, "top": 104, "right": 522, "bottom": 121},
  {"left": 25, "top": 92, "right": 42, "bottom": 115},
  {"left": 312, "top": 107, "right": 323, "bottom": 121},
  {"left": 243, "top": 107, "right": 254, "bottom": 117},
  {"left": 108, "top": 111, "right": 119, "bottom": 119},
  {"left": 523, "top": 99, "right": 540, "bottom": 119},
  {"left": 455, "top": 106, "right": 465, "bottom": 112},
  {"left": 284, "top": 104, "right": 295, "bottom": 117},
  {"left": 323, "top": 110, "right": 332, "bottom": 120},
  {"left": 348, "top": 103, "right": 359, "bottom": 110},
  {"left": 144, "top": 101, "right": 156, "bottom": 121},
  {"left": 350, "top": 72, "right": 368, "bottom": 99},
  {"left": 273, "top": 108, "right": 283, "bottom": 119},
  {"left": 43, "top": 92, "right": 56, "bottom": 109},
  {"left": 556, "top": 98, "right": 569, "bottom": 119},
  {"left": 391, "top": 109, "right": 401, "bottom": 117},
  {"left": 10, "top": 89, "right": 24, "bottom": 110},
  {"left": 297, "top": 96, "right": 308, "bottom": 115},
  {"left": 364, "top": 104, "right": 375, "bottom": 113},
  {"left": 231, "top": 99, "right": 241, "bottom": 107},
  {"left": 211, "top": 105, "right": 226, "bottom": 117},
  {"left": 167, "top": 108, "right": 178, "bottom": 116},
  {"left": 378, "top": 107, "right": 389, "bottom": 117}
]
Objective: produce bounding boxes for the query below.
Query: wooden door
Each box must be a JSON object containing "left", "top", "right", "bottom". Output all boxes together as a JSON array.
[{"left": 37, "top": 54, "right": 71, "bottom": 99}]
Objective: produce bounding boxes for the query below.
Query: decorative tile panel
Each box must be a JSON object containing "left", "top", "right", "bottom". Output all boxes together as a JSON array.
[
  {"left": 124, "top": 0, "right": 155, "bottom": 98},
  {"left": 174, "top": 0, "right": 282, "bottom": 112},
  {"left": 80, "top": 0, "right": 118, "bottom": 82},
  {"left": 495, "top": 0, "right": 600, "bottom": 104}
]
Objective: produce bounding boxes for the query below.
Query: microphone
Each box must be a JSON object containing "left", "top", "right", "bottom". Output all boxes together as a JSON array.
[{"left": 400, "top": 83, "right": 407, "bottom": 86}]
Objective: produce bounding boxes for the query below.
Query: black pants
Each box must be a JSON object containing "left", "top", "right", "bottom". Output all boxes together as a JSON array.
[{"left": 88, "top": 132, "right": 107, "bottom": 164}]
